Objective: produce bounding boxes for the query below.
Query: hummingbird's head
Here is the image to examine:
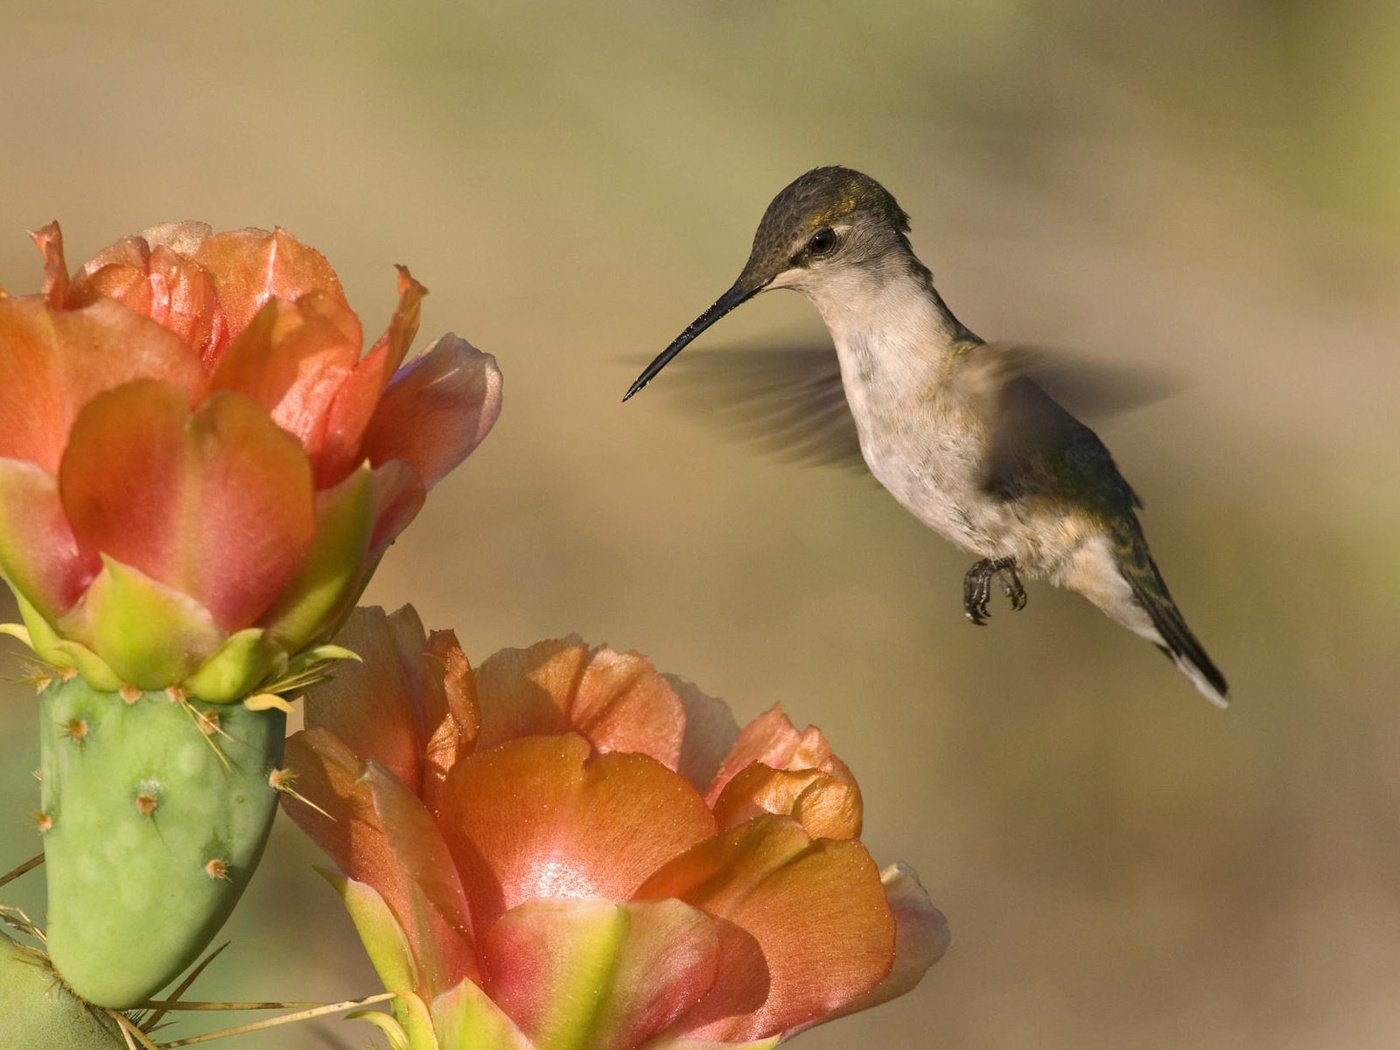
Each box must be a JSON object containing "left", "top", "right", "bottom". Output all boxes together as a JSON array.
[
  {"left": 625, "top": 166, "right": 922, "bottom": 400},
  {"left": 738, "top": 166, "right": 919, "bottom": 294}
]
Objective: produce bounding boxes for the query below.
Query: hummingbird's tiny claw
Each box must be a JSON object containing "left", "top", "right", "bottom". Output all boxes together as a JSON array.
[
  {"left": 964, "top": 557, "right": 1024, "bottom": 624},
  {"left": 963, "top": 559, "right": 994, "bottom": 624},
  {"left": 994, "top": 558, "right": 1028, "bottom": 611}
]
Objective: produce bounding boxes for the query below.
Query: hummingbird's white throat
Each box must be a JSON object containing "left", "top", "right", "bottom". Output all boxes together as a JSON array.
[{"left": 793, "top": 265, "right": 994, "bottom": 555}]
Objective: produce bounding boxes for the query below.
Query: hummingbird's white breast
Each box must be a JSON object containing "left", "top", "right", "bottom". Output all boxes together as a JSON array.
[
  {"left": 802, "top": 268, "right": 1100, "bottom": 578},
  {"left": 806, "top": 272, "right": 1006, "bottom": 555}
]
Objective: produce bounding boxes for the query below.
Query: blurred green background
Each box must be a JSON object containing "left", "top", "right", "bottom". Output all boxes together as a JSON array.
[{"left": 3, "top": 2, "right": 1398, "bottom": 1047}]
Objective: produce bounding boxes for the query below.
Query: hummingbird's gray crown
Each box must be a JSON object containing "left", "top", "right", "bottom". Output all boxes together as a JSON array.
[
  {"left": 740, "top": 166, "right": 926, "bottom": 290},
  {"left": 760, "top": 166, "right": 912, "bottom": 240}
]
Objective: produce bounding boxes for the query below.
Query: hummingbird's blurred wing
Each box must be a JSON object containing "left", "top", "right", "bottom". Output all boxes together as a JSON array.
[
  {"left": 639, "top": 345, "right": 868, "bottom": 470},
  {"left": 985, "top": 343, "right": 1184, "bottom": 419},
  {"left": 631, "top": 341, "right": 1180, "bottom": 485},
  {"left": 957, "top": 343, "right": 1158, "bottom": 512}
]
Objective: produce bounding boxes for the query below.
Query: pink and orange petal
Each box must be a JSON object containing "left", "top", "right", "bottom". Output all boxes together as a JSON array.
[
  {"left": 0, "top": 296, "right": 205, "bottom": 473},
  {"left": 637, "top": 816, "right": 895, "bottom": 1042},
  {"left": 362, "top": 332, "right": 504, "bottom": 489},
  {"left": 472, "top": 639, "right": 687, "bottom": 762},
  {"left": 439, "top": 735, "right": 718, "bottom": 930},
  {"left": 60, "top": 383, "right": 317, "bottom": 633}
]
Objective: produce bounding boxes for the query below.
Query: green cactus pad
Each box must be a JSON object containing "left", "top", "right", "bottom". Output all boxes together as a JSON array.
[
  {"left": 0, "top": 929, "right": 127, "bottom": 1048},
  {"left": 39, "top": 676, "right": 286, "bottom": 1008}
]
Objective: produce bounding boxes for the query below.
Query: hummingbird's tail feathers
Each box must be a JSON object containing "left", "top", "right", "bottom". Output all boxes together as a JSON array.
[
  {"left": 1063, "top": 529, "right": 1230, "bottom": 706},
  {"left": 1135, "top": 595, "right": 1230, "bottom": 707},
  {"left": 1155, "top": 641, "right": 1230, "bottom": 708},
  {"left": 1117, "top": 537, "right": 1230, "bottom": 707}
]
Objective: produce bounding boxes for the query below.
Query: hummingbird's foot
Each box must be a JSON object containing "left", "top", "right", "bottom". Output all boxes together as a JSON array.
[
  {"left": 963, "top": 557, "right": 1026, "bottom": 625},
  {"left": 999, "top": 560, "right": 1028, "bottom": 612}
]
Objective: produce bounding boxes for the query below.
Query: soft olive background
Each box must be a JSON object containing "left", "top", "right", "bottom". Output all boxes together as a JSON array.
[{"left": 3, "top": 3, "right": 1398, "bottom": 1047}]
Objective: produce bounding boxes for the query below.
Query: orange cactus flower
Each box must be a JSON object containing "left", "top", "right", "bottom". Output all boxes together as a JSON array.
[
  {"left": 284, "top": 607, "right": 949, "bottom": 1049},
  {"left": 0, "top": 223, "right": 501, "bottom": 700}
]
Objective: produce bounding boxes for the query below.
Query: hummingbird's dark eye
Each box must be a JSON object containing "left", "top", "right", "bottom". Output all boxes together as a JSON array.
[{"left": 807, "top": 226, "right": 838, "bottom": 257}]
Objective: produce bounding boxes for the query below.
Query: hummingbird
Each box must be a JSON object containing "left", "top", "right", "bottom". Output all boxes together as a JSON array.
[{"left": 624, "top": 165, "right": 1229, "bottom": 705}]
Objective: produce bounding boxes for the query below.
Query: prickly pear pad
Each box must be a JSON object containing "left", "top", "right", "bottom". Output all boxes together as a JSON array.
[
  {"left": 0, "top": 928, "right": 127, "bottom": 1048},
  {"left": 38, "top": 676, "right": 286, "bottom": 1008}
]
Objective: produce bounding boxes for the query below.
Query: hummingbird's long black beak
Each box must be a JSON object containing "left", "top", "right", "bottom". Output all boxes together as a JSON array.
[{"left": 623, "top": 278, "right": 769, "bottom": 401}]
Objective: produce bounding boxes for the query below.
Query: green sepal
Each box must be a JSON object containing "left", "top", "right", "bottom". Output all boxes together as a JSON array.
[
  {"left": 303, "top": 643, "right": 362, "bottom": 664},
  {"left": 348, "top": 1004, "right": 414, "bottom": 1050},
  {"left": 244, "top": 693, "right": 295, "bottom": 713},
  {"left": 182, "top": 627, "right": 288, "bottom": 703},
  {"left": 261, "top": 465, "right": 376, "bottom": 654},
  {"left": 0, "top": 622, "right": 31, "bottom": 647},
  {"left": 261, "top": 643, "right": 362, "bottom": 698},
  {"left": 13, "top": 590, "right": 122, "bottom": 691},
  {"left": 430, "top": 978, "right": 535, "bottom": 1050},
  {"left": 517, "top": 900, "right": 630, "bottom": 1050},
  {"left": 398, "top": 992, "right": 441, "bottom": 1050},
  {"left": 319, "top": 871, "right": 421, "bottom": 1026},
  {"left": 61, "top": 557, "right": 223, "bottom": 689}
]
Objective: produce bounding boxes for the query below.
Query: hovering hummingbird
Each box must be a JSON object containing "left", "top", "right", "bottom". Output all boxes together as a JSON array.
[{"left": 624, "top": 165, "right": 1229, "bottom": 705}]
